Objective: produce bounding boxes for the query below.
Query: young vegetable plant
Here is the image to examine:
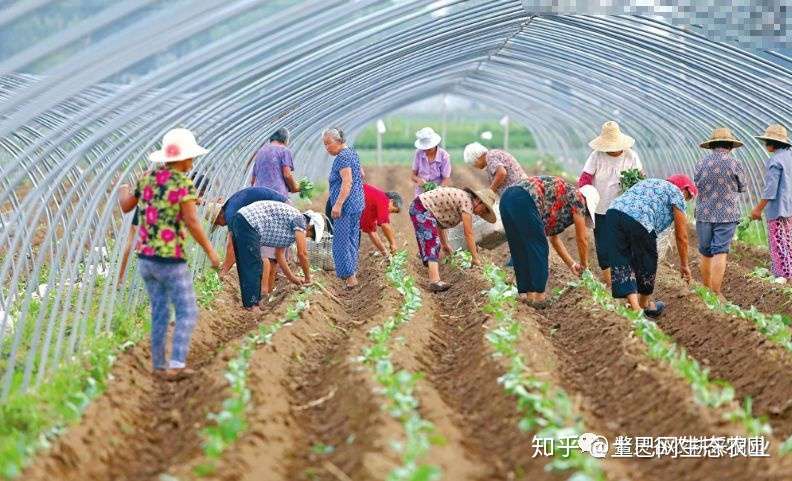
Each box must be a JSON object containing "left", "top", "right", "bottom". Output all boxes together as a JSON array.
[
  {"left": 482, "top": 265, "right": 606, "bottom": 481},
  {"left": 695, "top": 285, "right": 792, "bottom": 352},
  {"left": 357, "top": 251, "right": 442, "bottom": 481},
  {"left": 195, "top": 287, "right": 315, "bottom": 477},
  {"left": 619, "top": 168, "right": 645, "bottom": 192},
  {"left": 579, "top": 271, "right": 771, "bottom": 435},
  {"left": 443, "top": 248, "right": 472, "bottom": 269},
  {"left": 421, "top": 181, "right": 438, "bottom": 192},
  {"left": 298, "top": 178, "right": 316, "bottom": 200}
]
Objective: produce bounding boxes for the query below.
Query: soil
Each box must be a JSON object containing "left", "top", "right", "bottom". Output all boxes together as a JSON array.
[{"left": 21, "top": 165, "right": 792, "bottom": 481}]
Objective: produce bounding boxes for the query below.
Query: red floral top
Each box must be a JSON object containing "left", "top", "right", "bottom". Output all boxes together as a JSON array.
[
  {"left": 134, "top": 167, "right": 197, "bottom": 262},
  {"left": 517, "top": 176, "right": 585, "bottom": 236}
]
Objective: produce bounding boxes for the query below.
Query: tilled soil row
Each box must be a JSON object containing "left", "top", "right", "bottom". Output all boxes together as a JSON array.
[
  {"left": 23, "top": 274, "right": 297, "bottom": 481},
  {"left": 653, "top": 265, "right": 792, "bottom": 441},
  {"left": 284, "top": 258, "right": 396, "bottom": 481},
  {"left": 522, "top": 260, "right": 790, "bottom": 481},
  {"left": 415, "top": 261, "right": 562, "bottom": 481}
]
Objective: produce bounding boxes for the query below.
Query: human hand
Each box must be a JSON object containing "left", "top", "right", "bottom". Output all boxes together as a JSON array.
[
  {"left": 331, "top": 204, "right": 342, "bottom": 220},
  {"left": 209, "top": 252, "right": 221, "bottom": 269},
  {"left": 415, "top": 177, "right": 426, "bottom": 186},
  {"left": 471, "top": 257, "right": 482, "bottom": 267},
  {"left": 750, "top": 207, "right": 762, "bottom": 221},
  {"left": 441, "top": 244, "right": 452, "bottom": 255},
  {"left": 680, "top": 265, "right": 692, "bottom": 284},
  {"left": 571, "top": 262, "right": 584, "bottom": 277}
]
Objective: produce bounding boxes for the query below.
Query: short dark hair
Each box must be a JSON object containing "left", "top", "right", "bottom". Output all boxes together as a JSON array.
[
  {"left": 708, "top": 141, "right": 737, "bottom": 150},
  {"left": 764, "top": 139, "right": 790, "bottom": 150},
  {"left": 386, "top": 191, "right": 403, "bottom": 211},
  {"left": 269, "top": 127, "right": 290, "bottom": 144}
]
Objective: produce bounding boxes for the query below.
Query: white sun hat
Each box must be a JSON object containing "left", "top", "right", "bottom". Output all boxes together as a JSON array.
[
  {"left": 303, "top": 210, "right": 325, "bottom": 243},
  {"left": 578, "top": 185, "right": 600, "bottom": 226},
  {"left": 414, "top": 127, "right": 442, "bottom": 150},
  {"left": 463, "top": 142, "right": 489, "bottom": 164},
  {"left": 588, "top": 121, "right": 635, "bottom": 152},
  {"left": 149, "top": 128, "right": 209, "bottom": 163}
]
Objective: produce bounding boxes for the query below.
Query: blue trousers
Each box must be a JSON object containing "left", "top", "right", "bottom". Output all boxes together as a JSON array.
[
  {"left": 229, "top": 213, "right": 263, "bottom": 308},
  {"left": 500, "top": 186, "right": 549, "bottom": 294},
  {"left": 332, "top": 210, "right": 362, "bottom": 279},
  {"left": 138, "top": 257, "right": 198, "bottom": 369}
]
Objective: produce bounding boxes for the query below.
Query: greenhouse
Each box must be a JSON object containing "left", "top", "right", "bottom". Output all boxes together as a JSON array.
[{"left": 1, "top": 1, "right": 791, "bottom": 480}]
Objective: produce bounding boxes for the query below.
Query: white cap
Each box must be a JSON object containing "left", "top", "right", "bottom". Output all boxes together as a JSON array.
[
  {"left": 149, "top": 128, "right": 209, "bottom": 163},
  {"left": 303, "top": 210, "right": 325, "bottom": 243}
]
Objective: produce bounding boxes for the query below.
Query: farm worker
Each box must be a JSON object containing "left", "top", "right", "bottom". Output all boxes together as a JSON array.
[
  {"left": 500, "top": 177, "right": 598, "bottom": 308},
  {"left": 323, "top": 127, "right": 365, "bottom": 289},
  {"left": 750, "top": 124, "right": 792, "bottom": 281},
  {"left": 409, "top": 186, "right": 497, "bottom": 292},
  {"left": 463, "top": 142, "right": 528, "bottom": 195},
  {"left": 117, "top": 128, "right": 220, "bottom": 379},
  {"left": 211, "top": 186, "right": 287, "bottom": 281},
  {"left": 118, "top": 173, "right": 211, "bottom": 286},
  {"left": 228, "top": 200, "right": 323, "bottom": 309},
  {"left": 605, "top": 176, "right": 696, "bottom": 318},
  {"left": 361, "top": 184, "right": 403, "bottom": 256},
  {"left": 412, "top": 127, "right": 451, "bottom": 198},
  {"left": 577, "top": 121, "right": 643, "bottom": 288},
  {"left": 249, "top": 127, "right": 301, "bottom": 277},
  {"left": 694, "top": 127, "right": 746, "bottom": 295}
]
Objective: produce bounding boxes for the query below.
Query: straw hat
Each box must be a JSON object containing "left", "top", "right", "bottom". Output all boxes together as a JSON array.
[
  {"left": 578, "top": 185, "right": 600, "bottom": 226},
  {"left": 149, "top": 128, "right": 209, "bottom": 163},
  {"left": 463, "top": 142, "right": 489, "bottom": 164},
  {"left": 589, "top": 121, "right": 635, "bottom": 152},
  {"left": 700, "top": 127, "right": 743, "bottom": 149},
  {"left": 755, "top": 124, "right": 791, "bottom": 147},
  {"left": 414, "top": 127, "right": 442, "bottom": 150},
  {"left": 303, "top": 210, "right": 325, "bottom": 243},
  {"left": 470, "top": 188, "right": 498, "bottom": 224}
]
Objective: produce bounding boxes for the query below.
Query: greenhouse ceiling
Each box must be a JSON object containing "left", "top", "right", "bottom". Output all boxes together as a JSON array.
[{"left": 0, "top": 0, "right": 790, "bottom": 397}]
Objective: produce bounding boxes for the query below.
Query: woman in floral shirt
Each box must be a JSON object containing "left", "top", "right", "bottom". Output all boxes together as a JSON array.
[
  {"left": 118, "top": 128, "right": 219, "bottom": 379},
  {"left": 463, "top": 142, "right": 528, "bottom": 195},
  {"left": 500, "top": 176, "right": 598, "bottom": 307}
]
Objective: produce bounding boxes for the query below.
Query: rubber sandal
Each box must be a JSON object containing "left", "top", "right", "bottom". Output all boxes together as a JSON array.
[
  {"left": 429, "top": 281, "right": 451, "bottom": 293},
  {"left": 163, "top": 367, "right": 195, "bottom": 382},
  {"left": 644, "top": 300, "right": 666, "bottom": 319}
]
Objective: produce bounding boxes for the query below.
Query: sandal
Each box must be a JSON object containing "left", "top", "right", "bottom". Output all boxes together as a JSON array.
[
  {"left": 429, "top": 281, "right": 451, "bottom": 293},
  {"left": 162, "top": 367, "right": 195, "bottom": 382},
  {"left": 644, "top": 300, "right": 666, "bottom": 319}
]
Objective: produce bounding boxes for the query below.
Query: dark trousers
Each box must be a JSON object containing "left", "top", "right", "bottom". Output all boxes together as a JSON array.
[
  {"left": 229, "top": 214, "right": 263, "bottom": 308},
  {"left": 593, "top": 213, "right": 610, "bottom": 269},
  {"left": 605, "top": 209, "right": 658, "bottom": 298},
  {"left": 500, "top": 186, "right": 549, "bottom": 294}
]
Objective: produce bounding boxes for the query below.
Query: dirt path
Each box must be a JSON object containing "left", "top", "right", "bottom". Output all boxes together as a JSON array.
[{"left": 23, "top": 276, "right": 296, "bottom": 481}]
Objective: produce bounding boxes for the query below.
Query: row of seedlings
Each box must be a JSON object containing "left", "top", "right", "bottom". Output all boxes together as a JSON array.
[
  {"left": 578, "top": 271, "right": 772, "bottom": 437},
  {"left": 194, "top": 286, "right": 315, "bottom": 476},
  {"left": 357, "top": 250, "right": 443, "bottom": 481},
  {"left": 482, "top": 265, "right": 606, "bottom": 481}
]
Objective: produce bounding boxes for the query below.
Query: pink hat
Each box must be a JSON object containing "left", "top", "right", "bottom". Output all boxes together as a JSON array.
[{"left": 666, "top": 174, "right": 698, "bottom": 198}]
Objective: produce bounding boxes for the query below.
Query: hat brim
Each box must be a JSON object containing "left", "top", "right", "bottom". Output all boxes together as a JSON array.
[
  {"left": 588, "top": 134, "right": 635, "bottom": 152},
  {"left": 470, "top": 191, "right": 498, "bottom": 224},
  {"left": 149, "top": 146, "right": 209, "bottom": 163},
  {"left": 415, "top": 134, "right": 442, "bottom": 150},
  {"left": 755, "top": 135, "right": 792, "bottom": 146},
  {"left": 700, "top": 139, "right": 743, "bottom": 149}
]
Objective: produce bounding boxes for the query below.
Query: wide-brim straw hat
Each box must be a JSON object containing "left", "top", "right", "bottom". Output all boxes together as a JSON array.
[
  {"left": 755, "top": 124, "right": 791, "bottom": 146},
  {"left": 578, "top": 185, "right": 600, "bottom": 227},
  {"left": 471, "top": 188, "right": 498, "bottom": 224},
  {"left": 414, "top": 127, "right": 442, "bottom": 150},
  {"left": 700, "top": 127, "right": 743, "bottom": 149},
  {"left": 588, "top": 121, "right": 635, "bottom": 152},
  {"left": 303, "top": 210, "right": 325, "bottom": 243},
  {"left": 149, "top": 128, "right": 209, "bottom": 163}
]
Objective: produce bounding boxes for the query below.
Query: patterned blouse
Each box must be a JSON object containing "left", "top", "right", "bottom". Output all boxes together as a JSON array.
[
  {"left": 418, "top": 187, "right": 474, "bottom": 229},
  {"left": 485, "top": 149, "right": 527, "bottom": 195},
  {"left": 516, "top": 176, "right": 585, "bottom": 236},
  {"left": 693, "top": 148, "right": 745, "bottom": 223},
  {"left": 134, "top": 168, "right": 198, "bottom": 262},
  {"left": 610, "top": 179, "right": 686, "bottom": 234},
  {"left": 328, "top": 147, "right": 365, "bottom": 214},
  {"left": 237, "top": 200, "right": 306, "bottom": 248}
]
